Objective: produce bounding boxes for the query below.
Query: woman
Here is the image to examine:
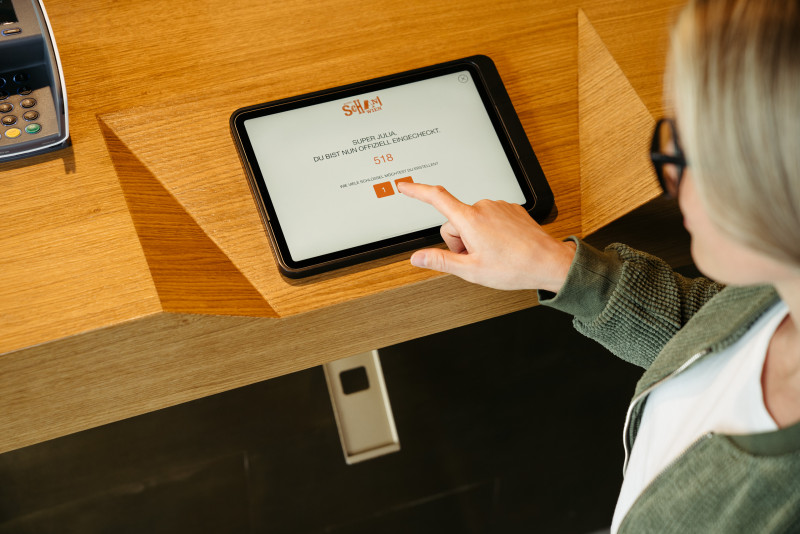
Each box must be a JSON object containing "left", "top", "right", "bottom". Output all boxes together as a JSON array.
[{"left": 397, "top": 0, "right": 800, "bottom": 531}]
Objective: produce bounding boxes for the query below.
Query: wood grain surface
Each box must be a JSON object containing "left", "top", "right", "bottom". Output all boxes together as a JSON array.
[{"left": 0, "top": 0, "right": 685, "bottom": 453}]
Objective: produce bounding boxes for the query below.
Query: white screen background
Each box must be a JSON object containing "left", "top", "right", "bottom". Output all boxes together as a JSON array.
[{"left": 244, "top": 71, "right": 526, "bottom": 262}]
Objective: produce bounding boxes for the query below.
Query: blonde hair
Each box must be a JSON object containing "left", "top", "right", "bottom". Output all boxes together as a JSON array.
[{"left": 669, "top": 0, "right": 800, "bottom": 267}]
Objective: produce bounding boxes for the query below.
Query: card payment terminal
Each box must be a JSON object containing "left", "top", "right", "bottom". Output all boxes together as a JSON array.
[{"left": 0, "top": 0, "right": 68, "bottom": 162}]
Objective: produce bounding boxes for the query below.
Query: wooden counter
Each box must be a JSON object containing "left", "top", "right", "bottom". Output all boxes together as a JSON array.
[{"left": 0, "top": 0, "right": 684, "bottom": 453}]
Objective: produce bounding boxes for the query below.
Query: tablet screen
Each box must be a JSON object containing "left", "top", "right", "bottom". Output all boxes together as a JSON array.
[{"left": 242, "top": 69, "right": 527, "bottom": 263}]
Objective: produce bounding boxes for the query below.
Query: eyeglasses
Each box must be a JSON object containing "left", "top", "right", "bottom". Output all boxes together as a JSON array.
[{"left": 650, "top": 118, "right": 688, "bottom": 198}]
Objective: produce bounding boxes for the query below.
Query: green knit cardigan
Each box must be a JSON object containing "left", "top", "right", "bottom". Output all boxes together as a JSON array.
[{"left": 538, "top": 239, "right": 800, "bottom": 533}]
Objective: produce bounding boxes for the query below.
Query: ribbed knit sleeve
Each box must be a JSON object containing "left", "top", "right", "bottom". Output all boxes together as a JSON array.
[{"left": 539, "top": 239, "right": 723, "bottom": 369}]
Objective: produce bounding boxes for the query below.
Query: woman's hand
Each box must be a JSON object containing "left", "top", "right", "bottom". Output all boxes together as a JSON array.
[{"left": 397, "top": 182, "right": 576, "bottom": 292}]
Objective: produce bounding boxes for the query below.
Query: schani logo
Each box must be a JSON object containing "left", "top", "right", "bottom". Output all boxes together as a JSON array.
[{"left": 342, "top": 96, "right": 383, "bottom": 116}]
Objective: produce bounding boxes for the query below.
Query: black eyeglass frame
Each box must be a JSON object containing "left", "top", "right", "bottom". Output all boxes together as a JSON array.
[{"left": 650, "top": 117, "right": 688, "bottom": 198}]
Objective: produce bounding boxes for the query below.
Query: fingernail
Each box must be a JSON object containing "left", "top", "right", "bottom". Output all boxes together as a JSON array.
[{"left": 410, "top": 251, "right": 426, "bottom": 268}]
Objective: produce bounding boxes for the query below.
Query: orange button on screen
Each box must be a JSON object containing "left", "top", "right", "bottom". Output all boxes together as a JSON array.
[
  {"left": 373, "top": 181, "right": 395, "bottom": 198},
  {"left": 394, "top": 176, "right": 414, "bottom": 188}
]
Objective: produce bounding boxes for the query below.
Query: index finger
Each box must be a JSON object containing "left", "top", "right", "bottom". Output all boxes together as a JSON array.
[{"left": 397, "top": 182, "right": 468, "bottom": 220}]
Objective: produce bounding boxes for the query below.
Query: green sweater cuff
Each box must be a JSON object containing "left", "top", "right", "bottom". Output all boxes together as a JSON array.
[{"left": 537, "top": 237, "right": 623, "bottom": 322}]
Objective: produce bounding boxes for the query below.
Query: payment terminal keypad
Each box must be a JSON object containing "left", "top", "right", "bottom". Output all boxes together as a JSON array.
[{"left": 0, "top": 66, "right": 54, "bottom": 149}]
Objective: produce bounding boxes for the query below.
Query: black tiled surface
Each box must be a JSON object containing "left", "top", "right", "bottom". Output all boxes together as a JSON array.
[
  {"left": 0, "top": 453, "right": 251, "bottom": 534},
  {"left": 320, "top": 482, "right": 495, "bottom": 534},
  {"left": 0, "top": 304, "right": 642, "bottom": 533}
]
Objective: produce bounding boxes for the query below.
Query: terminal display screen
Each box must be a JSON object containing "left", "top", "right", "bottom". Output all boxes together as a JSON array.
[{"left": 0, "top": 0, "right": 18, "bottom": 24}]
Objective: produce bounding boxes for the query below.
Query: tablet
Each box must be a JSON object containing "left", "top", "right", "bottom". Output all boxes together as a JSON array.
[{"left": 230, "top": 55, "right": 553, "bottom": 278}]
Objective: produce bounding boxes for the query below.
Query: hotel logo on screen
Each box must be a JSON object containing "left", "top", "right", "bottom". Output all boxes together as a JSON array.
[{"left": 342, "top": 96, "right": 383, "bottom": 116}]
